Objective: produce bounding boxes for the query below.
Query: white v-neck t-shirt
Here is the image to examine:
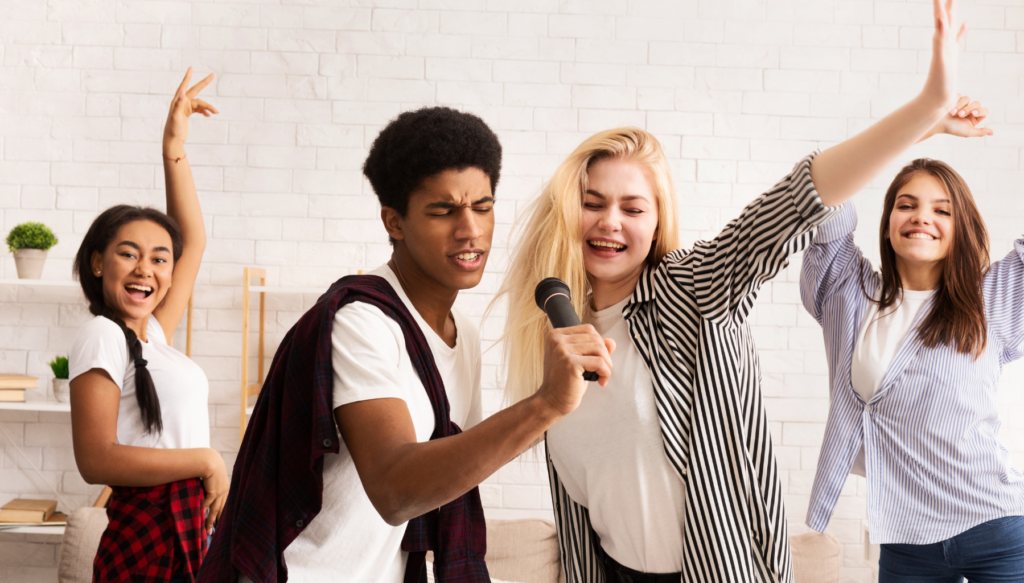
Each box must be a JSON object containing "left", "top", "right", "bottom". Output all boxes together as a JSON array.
[
  {"left": 849, "top": 288, "right": 934, "bottom": 476},
  {"left": 278, "top": 264, "right": 483, "bottom": 583},
  {"left": 547, "top": 297, "right": 686, "bottom": 574}
]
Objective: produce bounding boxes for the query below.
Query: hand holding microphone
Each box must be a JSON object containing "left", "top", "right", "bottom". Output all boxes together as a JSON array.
[{"left": 533, "top": 278, "right": 615, "bottom": 416}]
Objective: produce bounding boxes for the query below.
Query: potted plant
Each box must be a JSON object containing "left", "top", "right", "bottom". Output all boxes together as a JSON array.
[
  {"left": 6, "top": 222, "right": 59, "bottom": 279},
  {"left": 49, "top": 355, "right": 70, "bottom": 403}
]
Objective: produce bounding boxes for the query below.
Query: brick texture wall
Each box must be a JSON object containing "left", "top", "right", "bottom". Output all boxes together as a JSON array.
[{"left": 2, "top": 1, "right": 1024, "bottom": 581}]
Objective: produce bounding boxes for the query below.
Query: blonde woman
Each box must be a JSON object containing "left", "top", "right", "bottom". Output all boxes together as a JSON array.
[{"left": 494, "top": 3, "right": 982, "bottom": 582}]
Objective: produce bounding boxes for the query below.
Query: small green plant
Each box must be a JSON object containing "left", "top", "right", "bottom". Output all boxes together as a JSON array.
[
  {"left": 6, "top": 222, "right": 58, "bottom": 253},
  {"left": 49, "top": 355, "right": 69, "bottom": 380}
]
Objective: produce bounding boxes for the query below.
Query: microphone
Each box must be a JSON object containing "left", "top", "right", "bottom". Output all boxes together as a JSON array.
[{"left": 534, "top": 277, "right": 599, "bottom": 382}]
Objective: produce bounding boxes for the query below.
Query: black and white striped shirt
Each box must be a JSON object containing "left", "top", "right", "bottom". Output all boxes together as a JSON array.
[{"left": 546, "top": 153, "right": 839, "bottom": 583}]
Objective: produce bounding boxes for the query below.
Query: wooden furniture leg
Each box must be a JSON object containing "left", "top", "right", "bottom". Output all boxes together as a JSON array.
[
  {"left": 186, "top": 294, "right": 193, "bottom": 358},
  {"left": 92, "top": 486, "right": 112, "bottom": 508},
  {"left": 240, "top": 267, "right": 266, "bottom": 443}
]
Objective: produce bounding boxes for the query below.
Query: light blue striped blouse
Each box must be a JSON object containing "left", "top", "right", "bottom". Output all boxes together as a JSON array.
[{"left": 800, "top": 202, "right": 1024, "bottom": 545}]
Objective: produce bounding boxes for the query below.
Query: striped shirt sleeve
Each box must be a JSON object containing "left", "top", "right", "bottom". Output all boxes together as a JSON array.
[
  {"left": 798, "top": 202, "right": 868, "bottom": 324},
  {"left": 675, "top": 151, "right": 841, "bottom": 325},
  {"left": 984, "top": 238, "right": 1024, "bottom": 364}
]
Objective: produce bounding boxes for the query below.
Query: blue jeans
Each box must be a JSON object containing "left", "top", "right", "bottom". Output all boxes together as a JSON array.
[{"left": 879, "top": 516, "right": 1024, "bottom": 582}]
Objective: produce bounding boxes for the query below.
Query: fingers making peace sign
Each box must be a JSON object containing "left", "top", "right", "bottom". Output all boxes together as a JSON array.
[{"left": 163, "top": 67, "right": 219, "bottom": 147}]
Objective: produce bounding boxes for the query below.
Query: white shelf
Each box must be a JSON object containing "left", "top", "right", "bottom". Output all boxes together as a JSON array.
[
  {"left": 249, "top": 285, "right": 325, "bottom": 294},
  {"left": 0, "top": 279, "right": 79, "bottom": 287},
  {"left": 0, "top": 525, "right": 65, "bottom": 536},
  {"left": 0, "top": 401, "right": 71, "bottom": 412}
]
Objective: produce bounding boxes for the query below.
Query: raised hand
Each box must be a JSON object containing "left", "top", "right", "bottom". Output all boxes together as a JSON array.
[
  {"left": 155, "top": 67, "right": 212, "bottom": 338},
  {"left": 163, "top": 67, "right": 218, "bottom": 149},
  {"left": 920, "top": 94, "right": 993, "bottom": 142},
  {"left": 943, "top": 94, "right": 993, "bottom": 137},
  {"left": 922, "top": 0, "right": 967, "bottom": 111}
]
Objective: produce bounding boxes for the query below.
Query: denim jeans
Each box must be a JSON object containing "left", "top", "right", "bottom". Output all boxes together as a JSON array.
[{"left": 879, "top": 515, "right": 1024, "bottom": 583}]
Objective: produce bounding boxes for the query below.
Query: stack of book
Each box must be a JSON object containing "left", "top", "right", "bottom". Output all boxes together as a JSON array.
[
  {"left": 0, "top": 374, "right": 38, "bottom": 402},
  {"left": 0, "top": 498, "right": 64, "bottom": 525}
]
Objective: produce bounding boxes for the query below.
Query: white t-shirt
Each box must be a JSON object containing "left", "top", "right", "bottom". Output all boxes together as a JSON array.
[
  {"left": 280, "top": 264, "right": 483, "bottom": 583},
  {"left": 547, "top": 297, "right": 686, "bottom": 574},
  {"left": 69, "top": 314, "right": 210, "bottom": 450},
  {"left": 849, "top": 288, "right": 934, "bottom": 476}
]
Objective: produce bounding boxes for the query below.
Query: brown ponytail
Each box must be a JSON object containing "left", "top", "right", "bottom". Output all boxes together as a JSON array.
[{"left": 100, "top": 306, "right": 163, "bottom": 434}]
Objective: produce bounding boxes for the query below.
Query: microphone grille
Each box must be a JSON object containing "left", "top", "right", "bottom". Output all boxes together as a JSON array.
[{"left": 535, "top": 277, "right": 572, "bottom": 310}]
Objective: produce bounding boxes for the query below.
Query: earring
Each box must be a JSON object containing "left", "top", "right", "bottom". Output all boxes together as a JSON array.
[{"left": 95, "top": 271, "right": 101, "bottom": 277}]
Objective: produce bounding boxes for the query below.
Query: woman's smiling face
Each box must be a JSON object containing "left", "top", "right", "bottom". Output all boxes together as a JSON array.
[
  {"left": 581, "top": 157, "right": 660, "bottom": 290},
  {"left": 91, "top": 219, "right": 175, "bottom": 328},
  {"left": 888, "top": 172, "right": 954, "bottom": 271}
]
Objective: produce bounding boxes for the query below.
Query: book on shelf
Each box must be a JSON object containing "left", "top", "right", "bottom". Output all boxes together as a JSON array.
[
  {"left": 0, "top": 374, "right": 37, "bottom": 390},
  {"left": 0, "top": 389, "right": 25, "bottom": 402},
  {"left": 0, "top": 512, "right": 67, "bottom": 529},
  {"left": 0, "top": 498, "right": 58, "bottom": 523}
]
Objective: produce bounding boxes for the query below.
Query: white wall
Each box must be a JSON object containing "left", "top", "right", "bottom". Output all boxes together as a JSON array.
[{"left": 3, "top": 0, "right": 1024, "bottom": 580}]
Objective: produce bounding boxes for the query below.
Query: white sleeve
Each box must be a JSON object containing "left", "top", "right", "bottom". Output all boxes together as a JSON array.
[
  {"left": 331, "top": 302, "right": 408, "bottom": 410},
  {"left": 69, "top": 317, "right": 129, "bottom": 391}
]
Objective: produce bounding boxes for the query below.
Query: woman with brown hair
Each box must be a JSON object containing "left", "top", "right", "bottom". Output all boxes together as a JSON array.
[
  {"left": 800, "top": 154, "right": 1024, "bottom": 577},
  {"left": 68, "top": 68, "right": 226, "bottom": 583}
]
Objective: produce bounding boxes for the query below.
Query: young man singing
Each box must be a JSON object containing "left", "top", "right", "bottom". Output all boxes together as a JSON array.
[{"left": 199, "top": 107, "right": 614, "bottom": 583}]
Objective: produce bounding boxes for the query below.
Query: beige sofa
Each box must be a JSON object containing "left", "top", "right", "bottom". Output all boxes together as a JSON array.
[{"left": 58, "top": 509, "right": 840, "bottom": 583}]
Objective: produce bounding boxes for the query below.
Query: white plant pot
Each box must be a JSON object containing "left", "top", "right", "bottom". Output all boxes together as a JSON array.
[
  {"left": 13, "top": 249, "right": 47, "bottom": 279},
  {"left": 52, "top": 378, "right": 70, "bottom": 403}
]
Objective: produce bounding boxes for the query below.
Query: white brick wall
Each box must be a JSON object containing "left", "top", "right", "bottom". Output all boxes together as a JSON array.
[{"left": 3, "top": 1, "right": 1024, "bottom": 580}]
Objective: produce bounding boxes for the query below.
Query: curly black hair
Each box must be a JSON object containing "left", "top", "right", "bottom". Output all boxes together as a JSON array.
[{"left": 363, "top": 106, "right": 502, "bottom": 216}]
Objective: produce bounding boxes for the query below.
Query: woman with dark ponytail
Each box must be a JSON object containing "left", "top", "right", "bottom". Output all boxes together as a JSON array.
[{"left": 68, "top": 68, "right": 226, "bottom": 583}]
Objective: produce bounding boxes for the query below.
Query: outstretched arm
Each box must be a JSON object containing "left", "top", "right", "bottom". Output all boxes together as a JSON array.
[
  {"left": 154, "top": 67, "right": 218, "bottom": 342},
  {"left": 811, "top": 0, "right": 986, "bottom": 207}
]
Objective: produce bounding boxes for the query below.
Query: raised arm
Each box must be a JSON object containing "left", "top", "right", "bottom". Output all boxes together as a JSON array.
[
  {"left": 811, "top": 0, "right": 990, "bottom": 207},
  {"left": 154, "top": 68, "right": 217, "bottom": 342}
]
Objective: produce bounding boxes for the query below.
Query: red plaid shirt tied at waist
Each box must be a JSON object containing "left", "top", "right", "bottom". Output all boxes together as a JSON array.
[
  {"left": 198, "top": 274, "right": 489, "bottom": 583},
  {"left": 94, "top": 478, "right": 206, "bottom": 583}
]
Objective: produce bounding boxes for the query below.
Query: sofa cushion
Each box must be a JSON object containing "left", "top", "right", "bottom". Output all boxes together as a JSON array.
[
  {"left": 791, "top": 531, "right": 841, "bottom": 583},
  {"left": 485, "top": 519, "right": 562, "bottom": 583},
  {"left": 58, "top": 507, "right": 109, "bottom": 583}
]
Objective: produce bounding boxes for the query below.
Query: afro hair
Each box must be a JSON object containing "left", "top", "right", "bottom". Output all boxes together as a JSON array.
[{"left": 362, "top": 106, "right": 502, "bottom": 216}]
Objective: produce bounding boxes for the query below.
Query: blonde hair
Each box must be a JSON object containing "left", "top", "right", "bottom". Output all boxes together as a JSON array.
[{"left": 489, "top": 127, "right": 680, "bottom": 406}]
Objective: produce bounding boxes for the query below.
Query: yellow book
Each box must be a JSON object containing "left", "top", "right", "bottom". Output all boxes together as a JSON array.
[
  {"left": 0, "top": 389, "right": 25, "bottom": 402},
  {"left": 0, "top": 375, "right": 37, "bottom": 390},
  {"left": 0, "top": 512, "right": 67, "bottom": 528},
  {"left": 0, "top": 499, "right": 58, "bottom": 523}
]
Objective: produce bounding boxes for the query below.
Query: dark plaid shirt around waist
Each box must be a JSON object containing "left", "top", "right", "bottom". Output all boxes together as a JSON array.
[{"left": 198, "top": 274, "right": 488, "bottom": 583}]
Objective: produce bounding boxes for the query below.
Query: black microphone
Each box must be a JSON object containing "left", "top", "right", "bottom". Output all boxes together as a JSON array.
[{"left": 534, "top": 277, "right": 599, "bottom": 382}]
